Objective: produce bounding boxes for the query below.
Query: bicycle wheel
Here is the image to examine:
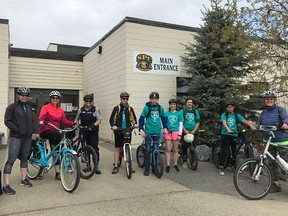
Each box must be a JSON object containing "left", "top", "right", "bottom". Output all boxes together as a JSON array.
[
  {"left": 124, "top": 144, "right": 132, "bottom": 179},
  {"left": 60, "top": 152, "right": 80, "bottom": 193},
  {"left": 188, "top": 147, "right": 198, "bottom": 171},
  {"left": 27, "top": 146, "right": 43, "bottom": 179},
  {"left": 233, "top": 158, "right": 272, "bottom": 200},
  {"left": 244, "top": 144, "right": 254, "bottom": 159},
  {"left": 78, "top": 145, "right": 98, "bottom": 179},
  {"left": 136, "top": 145, "right": 145, "bottom": 168},
  {"left": 212, "top": 142, "right": 229, "bottom": 169},
  {"left": 153, "top": 151, "right": 164, "bottom": 178}
]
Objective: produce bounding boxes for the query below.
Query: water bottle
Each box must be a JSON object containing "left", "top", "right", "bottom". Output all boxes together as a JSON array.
[{"left": 276, "top": 155, "right": 288, "bottom": 170}]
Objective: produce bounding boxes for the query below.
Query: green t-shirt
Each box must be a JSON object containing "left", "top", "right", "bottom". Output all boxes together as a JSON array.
[
  {"left": 165, "top": 110, "right": 184, "bottom": 132},
  {"left": 220, "top": 112, "right": 244, "bottom": 136},
  {"left": 141, "top": 105, "right": 165, "bottom": 134},
  {"left": 180, "top": 109, "right": 200, "bottom": 131}
]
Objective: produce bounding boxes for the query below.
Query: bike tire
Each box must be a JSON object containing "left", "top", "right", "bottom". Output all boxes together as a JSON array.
[
  {"left": 136, "top": 145, "right": 145, "bottom": 168},
  {"left": 153, "top": 151, "right": 164, "bottom": 178},
  {"left": 189, "top": 147, "right": 198, "bottom": 171},
  {"left": 27, "top": 146, "right": 43, "bottom": 179},
  {"left": 124, "top": 144, "right": 132, "bottom": 179},
  {"left": 60, "top": 152, "right": 80, "bottom": 193},
  {"left": 233, "top": 158, "right": 272, "bottom": 200},
  {"left": 78, "top": 145, "right": 98, "bottom": 179},
  {"left": 212, "top": 142, "right": 229, "bottom": 169}
]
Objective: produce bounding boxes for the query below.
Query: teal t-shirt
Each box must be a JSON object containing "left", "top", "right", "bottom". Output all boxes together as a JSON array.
[
  {"left": 141, "top": 105, "right": 165, "bottom": 134},
  {"left": 220, "top": 112, "right": 245, "bottom": 136},
  {"left": 121, "top": 106, "right": 127, "bottom": 128},
  {"left": 165, "top": 110, "right": 184, "bottom": 132},
  {"left": 180, "top": 109, "right": 200, "bottom": 131}
]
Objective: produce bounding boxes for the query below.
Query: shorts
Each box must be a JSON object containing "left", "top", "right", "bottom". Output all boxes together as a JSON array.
[{"left": 164, "top": 131, "right": 179, "bottom": 141}]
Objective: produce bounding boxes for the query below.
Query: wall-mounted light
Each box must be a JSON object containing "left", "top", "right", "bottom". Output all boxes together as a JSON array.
[{"left": 97, "top": 45, "right": 102, "bottom": 54}]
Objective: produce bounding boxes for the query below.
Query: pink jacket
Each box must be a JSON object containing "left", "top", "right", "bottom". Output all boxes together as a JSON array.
[{"left": 38, "top": 103, "right": 74, "bottom": 134}]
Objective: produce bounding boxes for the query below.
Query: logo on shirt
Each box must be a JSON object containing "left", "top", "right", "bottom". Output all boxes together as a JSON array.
[
  {"left": 168, "top": 115, "right": 178, "bottom": 127},
  {"left": 227, "top": 118, "right": 235, "bottom": 128},
  {"left": 150, "top": 110, "right": 159, "bottom": 122},
  {"left": 185, "top": 113, "right": 195, "bottom": 123}
]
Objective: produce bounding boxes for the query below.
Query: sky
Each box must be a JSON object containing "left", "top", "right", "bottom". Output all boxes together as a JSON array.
[{"left": 1, "top": 0, "right": 219, "bottom": 50}]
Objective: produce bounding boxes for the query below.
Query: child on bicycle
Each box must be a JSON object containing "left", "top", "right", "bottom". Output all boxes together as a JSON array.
[
  {"left": 139, "top": 91, "right": 168, "bottom": 176},
  {"left": 259, "top": 91, "right": 288, "bottom": 193},
  {"left": 164, "top": 99, "right": 183, "bottom": 173},
  {"left": 109, "top": 92, "right": 138, "bottom": 174},
  {"left": 218, "top": 101, "right": 256, "bottom": 176}
]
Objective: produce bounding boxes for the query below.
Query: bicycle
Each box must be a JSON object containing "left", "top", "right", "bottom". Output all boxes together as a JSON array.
[
  {"left": 234, "top": 125, "right": 288, "bottom": 200},
  {"left": 212, "top": 130, "right": 254, "bottom": 169},
  {"left": 27, "top": 123, "right": 80, "bottom": 193},
  {"left": 71, "top": 125, "right": 98, "bottom": 179},
  {"left": 136, "top": 133, "right": 164, "bottom": 178},
  {"left": 113, "top": 126, "right": 136, "bottom": 179}
]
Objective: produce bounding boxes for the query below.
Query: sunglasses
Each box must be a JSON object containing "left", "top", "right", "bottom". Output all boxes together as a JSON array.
[
  {"left": 121, "top": 97, "right": 129, "bottom": 100},
  {"left": 52, "top": 96, "right": 60, "bottom": 99},
  {"left": 85, "top": 100, "right": 92, "bottom": 102}
]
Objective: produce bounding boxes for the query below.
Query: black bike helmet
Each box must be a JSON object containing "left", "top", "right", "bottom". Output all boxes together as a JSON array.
[
  {"left": 120, "top": 92, "right": 129, "bottom": 98},
  {"left": 49, "top": 90, "right": 61, "bottom": 98},
  {"left": 83, "top": 94, "right": 93, "bottom": 101},
  {"left": 16, "top": 87, "right": 31, "bottom": 95},
  {"left": 149, "top": 91, "right": 159, "bottom": 99},
  {"left": 262, "top": 90, "right": 277, "bottom": 98},
  {"left": 168, "top": 99, "right": 177, "bottom": 104},
  {"left": 226, "top": 100, "right": 236, "bottom": 107}
]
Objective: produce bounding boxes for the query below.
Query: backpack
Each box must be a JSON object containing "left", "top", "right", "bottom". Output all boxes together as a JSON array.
[
  {"left": 146, "top": 105, "right": 160, "bottom": 118},
  {"left": 116, "top": 104, "right": 131, "bottom": 118}
]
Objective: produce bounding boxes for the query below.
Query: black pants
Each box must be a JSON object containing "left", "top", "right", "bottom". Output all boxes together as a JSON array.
[
  {"left": 85, "top": 129, "right": 100, "bottom": 162},
  {"left": 219, "top": 135, "right": 237, "bottom": 167}
]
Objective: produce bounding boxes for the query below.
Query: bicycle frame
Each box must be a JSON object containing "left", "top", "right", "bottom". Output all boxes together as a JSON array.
[{"left": 146, "top": 133, "right": 162, "bottom": 164}]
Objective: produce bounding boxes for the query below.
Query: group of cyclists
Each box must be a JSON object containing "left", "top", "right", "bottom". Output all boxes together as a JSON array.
[{"left": 2, "top": 87, "right": 288, "bottom": 195}]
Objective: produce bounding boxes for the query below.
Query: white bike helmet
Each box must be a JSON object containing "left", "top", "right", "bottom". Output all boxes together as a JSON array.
[
  {"left": 16, "top": 87, "right": 31, "bottom": 95},
  {"left": 262, "top": 90, "right": 277, "bottom": 98},
  {"left": 184, "top": 134, "right": 194, "bottom": 143},
  {"left": 49, "top": 90, "right": 61, "bottom": 98}
]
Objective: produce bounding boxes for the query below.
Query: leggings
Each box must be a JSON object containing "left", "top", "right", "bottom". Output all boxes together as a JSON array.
[{"left": 4, "top": 137, "right": 32, "bottom": 174}]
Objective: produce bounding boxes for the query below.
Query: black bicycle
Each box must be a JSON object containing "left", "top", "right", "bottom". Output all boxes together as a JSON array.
[
  {"left": 71, "top": 125, "right": 98, "bottom": 179},
  {"left": 212, "top": 130, "right": 254, "bottom": 169}
]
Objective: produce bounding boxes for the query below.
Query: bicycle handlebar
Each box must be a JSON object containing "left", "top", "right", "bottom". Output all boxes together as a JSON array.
[
  {"left": 112, "top": 126, "right": 137, "bottom": 132},
  {"left": 44, "top": 122, "right": 79, "bottom": 133}
]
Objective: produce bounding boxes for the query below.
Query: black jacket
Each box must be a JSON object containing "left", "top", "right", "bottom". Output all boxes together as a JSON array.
[
  {"left": 4, "top": 101, "right": 33, "bottom": 138},
  {"left": 109, "top": 104, "right": 137, "bottom": 128}
]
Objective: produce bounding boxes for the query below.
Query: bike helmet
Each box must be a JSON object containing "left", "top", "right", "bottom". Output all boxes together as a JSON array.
[
  {"left": 168, "top": 99, "right": 177, "bottom": 104},
  {"left": 149, "top": 91, "right": 159, "bottom": 99},
  {"left": 184, "top": 134, "right": 194, "bottom": 143},
  {"left": 262, "top": 90, "right": 277, "bottom": 98},
  {"left": 49, "top": 90, "right": 61, "bottom": 98},
  {"left": 16, "top": 87, "right": 31, "bottom": 95},
  {"left": 226, "top": 101, "right": 236, "bottom": 107},
  {"left": 83, "top": 94, "right": 93, "bottom": 101},
  {"left": 120, "top": 92, "right": 129, "bottom": 98}
]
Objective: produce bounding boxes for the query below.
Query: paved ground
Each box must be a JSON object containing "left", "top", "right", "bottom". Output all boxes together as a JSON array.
[{"left": 1, "top": 141, "right": 288, "bottom": 216}]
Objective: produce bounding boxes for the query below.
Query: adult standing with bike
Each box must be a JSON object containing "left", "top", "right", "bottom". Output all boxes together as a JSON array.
[
  {"left": 3, "top": 87, "right": 34, "bottom": 195},
  {"left": 38, "top": 90, "right": 75, "bottom": 180},
  {"left": 164, "top": 99, "right": 183, "bottom": 173},
  {"left": 74, "top": 94, "right": 102, "bottom": 175},
  {"left": 109, "top": 92, "right": 138, "bottom": 174},
  {"left": 179, "top": 97, "right": 200, "bottom": 169},
  {"left": 139, "top": 91, "right": 168, "bottom": 176},
  {"left": 218, "top": 101, "right": 256, "bottom": 176},
  {"left": 259, "top": 91, "right": 288, "bottom": 193}
]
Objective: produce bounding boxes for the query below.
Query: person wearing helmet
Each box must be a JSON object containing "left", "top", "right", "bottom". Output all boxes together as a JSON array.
[
  {"left": 109, "top": 92, "right": 138, "bottom": 174},
  {"left": 259, "top": 90, "right": 288, "bottom": 193},
  {"left": 38, "top": 90, "right": 75, "bottom": 180},
  {"left": 179, "top": 97, "right": 200, "bottom": 169},
  {"left": 74, "top": 94, "right": 102, "bottom": 174},
  {"left": 3, "top": 87, "right": 34, "bottom": 194},
  {"left": 164, "top": 99, "right": 183, "bottom": 173},
  {"left": 139, "top": 91, "right": 168, "bottom": 176},
  {"left": 218, "top": 99, "right": 257, "bottom": 176}
]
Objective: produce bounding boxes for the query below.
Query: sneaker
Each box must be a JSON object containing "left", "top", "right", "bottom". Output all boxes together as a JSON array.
[
  {"left": 55, "top": 172, "right": 61, "bottom": 181},
  {"left": 95, "top": 167, "right": 101, "bottom": 175},
  {"left": 143, "top": 170, "right": 149, "bottom": 176},
  {"left": 3, "top": 185, "right": 16, "bottom": 195},
  {"left": 218, "top": 166, "right": 225, "bottom": 176},
  {"left": 20, "top": 178, "right": 32, "bottom": 187},
  {"left": 165, "top": 166, "right": 170, "bottom": 173},
  {"left": 182, "top": 162, "right": 188, "bottom": 169},
  {"left": 270, "top": 183, "right": 282, "bottom": 193},
  {"left": 112, "top": 167, "right": 118, "bottom": 174},
  {"left": 174, "top": 165, "right": 180, "bottom": 172}
]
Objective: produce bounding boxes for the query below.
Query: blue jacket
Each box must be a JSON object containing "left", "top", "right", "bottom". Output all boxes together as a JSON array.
[{"left": 259, "top": 104, "right": 288, "bottom": 142}]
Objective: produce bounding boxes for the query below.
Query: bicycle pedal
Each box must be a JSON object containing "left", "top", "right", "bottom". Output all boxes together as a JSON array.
[{"left": 131, "top": 170, "right": 135, "bottom": 173}]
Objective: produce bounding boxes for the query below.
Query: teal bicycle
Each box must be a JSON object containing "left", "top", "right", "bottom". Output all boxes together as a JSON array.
[{"left": 27, "top": 123, "right": 80, "bottom": 193}]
